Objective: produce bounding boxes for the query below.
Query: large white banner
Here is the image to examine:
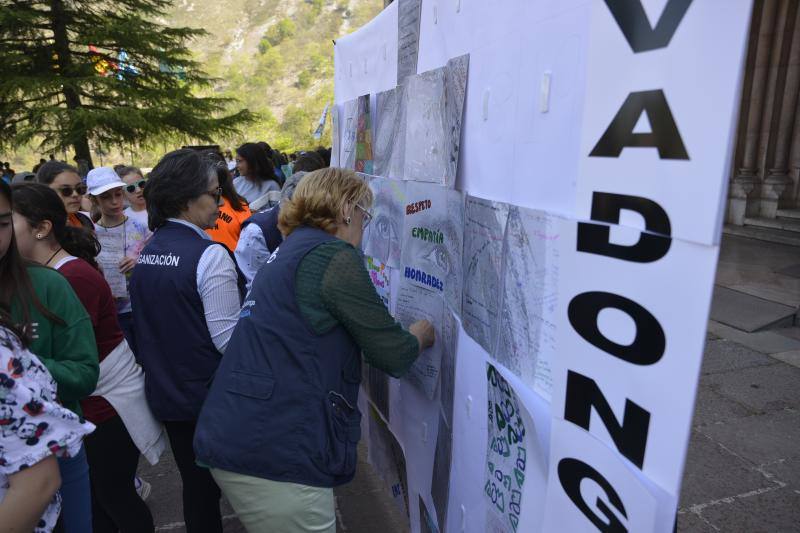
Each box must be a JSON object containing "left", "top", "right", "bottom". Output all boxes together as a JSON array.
[{"left": 334, "top": 1, "right": 753, "bottom": 532}]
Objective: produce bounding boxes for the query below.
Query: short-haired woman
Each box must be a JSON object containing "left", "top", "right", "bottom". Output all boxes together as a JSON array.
[
  {"left": 35, "top": 160, "right": 93, "bottom": 230},
  {"left": 129, "top": 149, "right": 245, "bottom": 533},
  {"left": 194, "top": 168, "right": 435, "bottom": 533},
  {"left": 233, "top": 142, "right": 281, "bottom": 204}
]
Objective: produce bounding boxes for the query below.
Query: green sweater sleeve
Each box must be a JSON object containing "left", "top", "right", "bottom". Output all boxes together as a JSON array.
[
  {"left": 25, "top": 267, "right": 99, "bottom": 415},
  {"left": 295, "top": 241, "right": 419, "bottom": 378}
]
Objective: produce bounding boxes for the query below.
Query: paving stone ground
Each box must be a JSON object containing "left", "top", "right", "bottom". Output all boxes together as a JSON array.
[{"left": 138, "top": 332, "right": 800, "bottom": 532}]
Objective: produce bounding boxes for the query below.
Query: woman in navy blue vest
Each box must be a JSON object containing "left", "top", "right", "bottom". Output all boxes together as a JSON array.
[
  {"left": 194, "top": 168, "right": 435, "bottom": 532},
  {"left": 129, "top": 150, "right": 245, "bottom": 533}
]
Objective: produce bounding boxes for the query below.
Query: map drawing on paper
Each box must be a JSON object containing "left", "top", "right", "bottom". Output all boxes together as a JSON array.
[
  {"left": 365, "top": 255, "right": 391, "bottom": 310},
  {"left": 462, "top": 196, "right": 510, "bottom": 354},
  {"left": 368, "top": 406, "right": 409, "bottom": 518},
  {"left": 494, "top": 207, "right": 561, "bottom": 401},
  {"left": 401, "top": 182, "right": 463, "bottom": 312},
  {"left": 363, "top": 176, "right": 406, "bottom": 267},
  {"left": 395, "top": 280, "right": 443, "bottom": 400},
  {"left": 419, "top": 494, "right": 441, "bottom": 533},
  {"left": 340, "top": 97, "right": 359, "bottom": 170},
  {"left": 355, "top": 95, "right": 374, "bottom": 174},
  {"left": 374, "top": 86, "right": 407, "bottom": 180},
  {"left": 430, "top": 411, "right": 452, "bottom": 533},
  {"left": 485, "top": 364, "right": 530, "bottom": 533},
  {"left": 404, "top": 55, "right": 469, "bottom": 186},
  {"left": 397, "top": 0, "right": 422, "bottom": 83}
]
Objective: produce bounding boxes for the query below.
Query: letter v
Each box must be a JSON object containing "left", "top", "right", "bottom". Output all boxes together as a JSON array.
[{"left": 604, "top": 0, "right": 693, "bottom": 53}]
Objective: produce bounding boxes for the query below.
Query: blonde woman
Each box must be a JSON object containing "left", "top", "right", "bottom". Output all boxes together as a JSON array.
[{"left": 194, "top": 168, "right": 435, "bottom": 532}]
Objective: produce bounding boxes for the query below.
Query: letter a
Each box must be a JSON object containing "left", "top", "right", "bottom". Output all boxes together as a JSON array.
[
  {"left": 604, "top": 0, "right": 693, "bottom": 53},
  {"left": 590, "top": 90, "right": 689, "bottom": 160}
]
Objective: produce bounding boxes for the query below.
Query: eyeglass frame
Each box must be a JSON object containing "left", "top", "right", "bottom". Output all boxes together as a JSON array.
[
  {"left": 124, "top": 179, "right": 147, "bottom": 194},
  {"left": 355, "top": 204, "right": 372, "bottom": 228},
  {"left": 204, "top": 187, "right": 223, "bottom": 204},
  {"left": 56, "top": 184, "right": 88, "bottom": 197}
]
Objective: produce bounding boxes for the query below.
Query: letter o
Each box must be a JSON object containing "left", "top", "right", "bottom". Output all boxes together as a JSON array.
[{"left": 567, "top": 291, "right": 664, "bottom": 365}]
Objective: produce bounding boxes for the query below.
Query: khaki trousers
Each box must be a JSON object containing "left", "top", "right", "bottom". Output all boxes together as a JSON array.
[{"left": 210, "top": 468, "right": 336, "bottom": 533}]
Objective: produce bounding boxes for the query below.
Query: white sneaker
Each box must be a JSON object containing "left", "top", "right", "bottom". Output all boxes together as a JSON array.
[{"left": 134, "top": 476, "right": 152, "bottom": 501}]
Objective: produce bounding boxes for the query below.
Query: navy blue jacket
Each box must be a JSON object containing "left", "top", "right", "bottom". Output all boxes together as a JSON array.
[
  {"left": 129, "top": 221, "right": 242, "bottom": 421},
  {"left": 194, "top": 227, "right": 362, "bottom": 488}
]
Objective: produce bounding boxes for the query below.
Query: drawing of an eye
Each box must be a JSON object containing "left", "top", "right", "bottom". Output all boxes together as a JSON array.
[
  {"left": 423, "top": 246, "right": 451, "bottom": 274},
  {"left": 375, "top": 215, "right": 392, "bottom": 239}
]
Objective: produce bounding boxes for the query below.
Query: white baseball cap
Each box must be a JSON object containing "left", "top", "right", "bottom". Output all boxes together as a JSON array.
[{"left": 87, "top": 167, "right": 125, "bottom": 196}]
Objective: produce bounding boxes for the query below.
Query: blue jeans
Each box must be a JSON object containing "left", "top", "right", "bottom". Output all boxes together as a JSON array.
[{"left": 56, "top": 444, "right": 93, "bottom": 533}]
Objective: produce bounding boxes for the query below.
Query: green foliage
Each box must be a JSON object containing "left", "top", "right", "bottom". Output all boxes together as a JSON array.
[
  {"left": 264, "top": 18, "right": 296, "bottom": 48},
  {"left": 296, "top": 70, "right": 312, "bottom": 89},
  {"left": 0, "top": 0, "right": 255, "bottom": 166}
]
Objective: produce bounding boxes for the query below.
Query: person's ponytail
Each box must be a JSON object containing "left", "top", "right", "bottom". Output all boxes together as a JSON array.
[{"left": 61, "top": 226, "right": 101, "bottom": 269}]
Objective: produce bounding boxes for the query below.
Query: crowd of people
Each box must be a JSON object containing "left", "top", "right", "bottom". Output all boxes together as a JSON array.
[{"left": 0, "top": 142, "right": 434, "bottom": 533}]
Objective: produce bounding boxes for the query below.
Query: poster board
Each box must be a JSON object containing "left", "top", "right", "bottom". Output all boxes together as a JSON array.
[{"left": 334, "top": 1, "right": 753, "bottom": 531}]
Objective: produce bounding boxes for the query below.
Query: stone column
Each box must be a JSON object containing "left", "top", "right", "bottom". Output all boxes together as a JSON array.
[
  {"left": 762, "top": 0, "right": 800, "bottom": 218},
  {"left": 728, "top": 0, "right": 773, "bottom": 224}
]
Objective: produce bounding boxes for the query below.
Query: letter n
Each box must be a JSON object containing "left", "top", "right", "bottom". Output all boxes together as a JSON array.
[
  {"left": 564, "top": 371, "right": 650, "bottom": 468},
  {"left": 589, "top": 90, "right": 688, "bottom": 160}
]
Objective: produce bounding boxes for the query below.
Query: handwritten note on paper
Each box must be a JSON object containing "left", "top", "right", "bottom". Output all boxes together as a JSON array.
[
  {"left": 395, "top": 280, "right": 443, "bottom": 400},
  {"left": 96, "top": 230, "right": 127, "bottom": 298},
  {"left": 397, "top": 0, "right": 422, "bottom": 83},
  {"left": 494, "top": 207, "right": 562, "bottom": 401},
  {"left": 485, "top": 364, "right": 528, "bottom": 533}
]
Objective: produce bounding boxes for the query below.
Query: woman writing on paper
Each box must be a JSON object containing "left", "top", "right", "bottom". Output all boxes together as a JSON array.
[{"left": 194, "top": 168, "right": 435, "bottom": 532}]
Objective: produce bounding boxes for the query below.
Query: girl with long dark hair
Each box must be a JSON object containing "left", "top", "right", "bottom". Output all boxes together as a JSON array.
[
  {"left": 233, "top": 142, "right": 281, "bottom": 204},
  {"left": 203, "top": 152, "right": 251, "bottom": 252},
  {"left": 12, "top": 182, "right": 161, "bottom": 533},
  {"left": 0, "top": 179, "right": 99, "bottom": 533},
  {"left": 35, "top": 160, "right": 94, "bottom": 231}
]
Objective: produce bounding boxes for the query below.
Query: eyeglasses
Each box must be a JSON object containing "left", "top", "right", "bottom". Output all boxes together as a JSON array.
[
  {"left": 204, "top": 187, "right": 223, "bottom": 204},
  {"left": 124, "top": 179, "right": 146, "bottom": 193},
  {"left": 56, "top": 184, "right": 87, "bottom": 197},
  {"left": 355, "top": 204, "right": 372, "bottom": 228}
]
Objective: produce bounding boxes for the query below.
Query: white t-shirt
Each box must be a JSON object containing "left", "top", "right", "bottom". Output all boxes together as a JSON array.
[
  {"left": 233, "top": 176, "right": 280, "bottom": 204},
  {"left": 124, "top": 207, "right": 148, "bottom": 228}
]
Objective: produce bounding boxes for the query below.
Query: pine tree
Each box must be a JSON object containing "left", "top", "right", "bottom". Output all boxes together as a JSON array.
[{"left": 0, "top": 0, "right": 255, "bottom": 167}]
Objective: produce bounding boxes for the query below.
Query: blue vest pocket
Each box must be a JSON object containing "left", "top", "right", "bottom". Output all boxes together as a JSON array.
[
  {"left": 226, "top": 371, "right": 275, "bottom": 400},
  {"left": 317, "top": 392, "right": 361, "bottom": 478}
]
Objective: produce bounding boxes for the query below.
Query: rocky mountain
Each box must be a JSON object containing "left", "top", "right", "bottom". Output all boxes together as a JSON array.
[{"left": 168, "top": 0, "right": 382, "bottom": 152}]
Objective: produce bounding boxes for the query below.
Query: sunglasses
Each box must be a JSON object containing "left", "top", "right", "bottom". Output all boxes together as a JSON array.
[
  {"left": 204, "top": 187, "right": 223, "bottom": 204},
  {"left": 56, "top": 184, "right": 88, "bottom": 197},
  {"left": 125, "top": 179, "right": 147, "bottom": 193},
  {"left": 356, "top": 204, "right": 373, "bottom": 228}
]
